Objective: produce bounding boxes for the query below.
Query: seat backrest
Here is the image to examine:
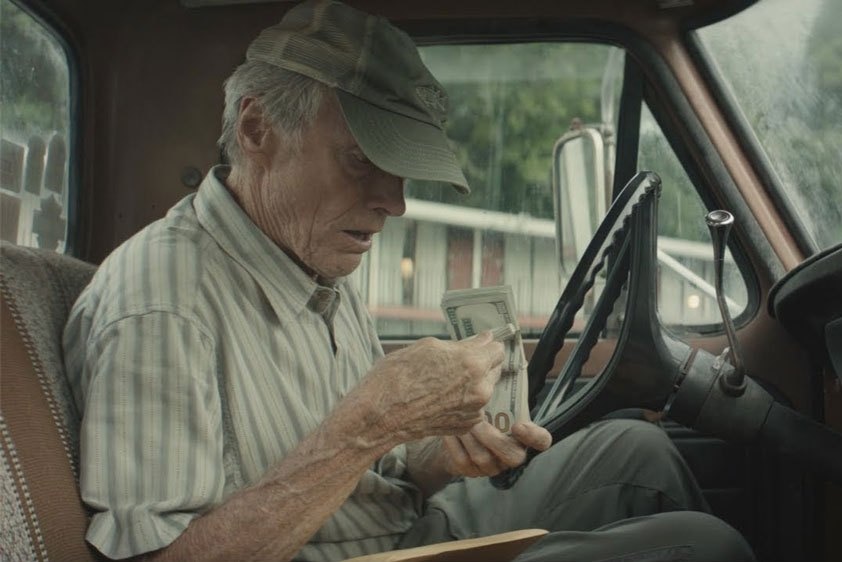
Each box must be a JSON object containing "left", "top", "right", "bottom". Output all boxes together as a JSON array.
[{"left": 1, "top": 242, "right": 100, "bottom": 561}]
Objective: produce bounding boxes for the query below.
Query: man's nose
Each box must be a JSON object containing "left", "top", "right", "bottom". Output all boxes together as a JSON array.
[{"left": 368, "top": 173, "right": 406, "bottom": 217}]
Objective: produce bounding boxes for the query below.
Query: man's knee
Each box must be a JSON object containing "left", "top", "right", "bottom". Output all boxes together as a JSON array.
[
  {"left": 533, "top": 419, "right": 685, "bottom": 483},
  {"left": 577, "top": 419, "right": 683, "bottom": 472},
  {"left": 516, "top": 511, "right": 755, "bottom": 562},
  {"left": 642, "top": 511, "right": 756, "bottom": 562},
  {"left": 561, "top": 419, "right": 707, "bottom": 512},
  {"left": 585, "top": 512, "right": 754, "bottom": 562},
  {"left": 597, "top": 418, "right": 673, "bottom": 450}
]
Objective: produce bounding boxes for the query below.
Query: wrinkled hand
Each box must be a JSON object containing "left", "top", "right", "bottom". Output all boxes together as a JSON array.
[
  {"left": 441, "top": 420, "right": 552, "bottom": 477},
  {"left": 363, "top": 331, "right": 504, "bottom": 444}
]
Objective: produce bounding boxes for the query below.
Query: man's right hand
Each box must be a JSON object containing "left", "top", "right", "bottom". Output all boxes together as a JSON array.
[{"left": 360, "top": 331, "right": 504, "bottom": 445}]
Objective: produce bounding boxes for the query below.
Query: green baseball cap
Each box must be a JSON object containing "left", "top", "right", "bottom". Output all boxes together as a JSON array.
[{"left": 246, "top": 0, "right": 470, "bottom": 194}]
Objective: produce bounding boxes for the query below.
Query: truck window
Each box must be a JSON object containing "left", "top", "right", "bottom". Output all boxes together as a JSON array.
[
  {"left": 351, "top": 41, "right": 749, "bottom": 339},
  {"left": 697, "top": 0, "right": 842, "bottom": 254},
  {"left": 0, "top": 0, "right": 72, "bottom": 253}
]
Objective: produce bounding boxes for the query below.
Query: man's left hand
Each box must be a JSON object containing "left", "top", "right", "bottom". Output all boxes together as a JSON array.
[{"left": 441, "top": 420, "right": 552, "bottom": 478}]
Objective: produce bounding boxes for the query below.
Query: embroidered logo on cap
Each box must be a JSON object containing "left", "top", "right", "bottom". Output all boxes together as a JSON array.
[{"left": 415, "top": 84, "right": 447, "bottom": 117}]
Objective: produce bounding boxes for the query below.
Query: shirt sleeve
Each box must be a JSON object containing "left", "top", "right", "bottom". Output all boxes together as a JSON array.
[{"left": 78, "top": 311, "right": 224, "bottom": 559}]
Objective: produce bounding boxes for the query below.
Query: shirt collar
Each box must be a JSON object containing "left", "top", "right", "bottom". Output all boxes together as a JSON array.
[
  {"left": 194, "top": 165, "right": 345, "bottom": 318},
  {"left": 307, "top": 285, "right": 341, "bottom": 325}
]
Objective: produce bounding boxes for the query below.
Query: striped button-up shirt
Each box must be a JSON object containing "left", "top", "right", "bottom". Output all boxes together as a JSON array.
[{"left": 63, "top": 167, "right": 420, "bottom": 561}]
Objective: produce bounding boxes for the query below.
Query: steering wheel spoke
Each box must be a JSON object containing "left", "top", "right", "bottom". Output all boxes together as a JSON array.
[{"left": 491, "top": 171, "right": 689, "bottom": 489}]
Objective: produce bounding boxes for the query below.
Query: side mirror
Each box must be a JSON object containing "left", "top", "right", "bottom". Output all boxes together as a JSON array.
[{"left": 552, "top": 126, "right": 612, "bottom": 274}]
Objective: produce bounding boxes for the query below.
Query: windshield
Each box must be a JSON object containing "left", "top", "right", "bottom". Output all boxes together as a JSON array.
[
  {"left": 696, "top": 0, "right": 842, "bottom": 254},
  {"left": 350, "top": 40, "right": 750, "bottom": 339}
]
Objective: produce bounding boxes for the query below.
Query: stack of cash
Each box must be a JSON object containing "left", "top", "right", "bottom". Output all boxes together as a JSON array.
[{"left": 440, "top": 285, "right": 530, "bottom": 434}]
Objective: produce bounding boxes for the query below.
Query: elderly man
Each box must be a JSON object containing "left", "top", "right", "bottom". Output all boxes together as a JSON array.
[{"left": 64, "top": 1, "right": 754, "bottom": 561}]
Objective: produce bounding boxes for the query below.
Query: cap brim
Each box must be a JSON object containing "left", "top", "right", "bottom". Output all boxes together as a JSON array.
[{"left": 336, "top": 90, "right": 470, "bottom": 194}]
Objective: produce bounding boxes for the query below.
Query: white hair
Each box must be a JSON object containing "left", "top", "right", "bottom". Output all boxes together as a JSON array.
[{"left": 218, "top": 60, "right": 327, "bottom": 165}]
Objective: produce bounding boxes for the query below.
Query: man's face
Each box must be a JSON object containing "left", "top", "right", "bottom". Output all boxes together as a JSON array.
[{"left": 250, "top": 94, "right": 406, "bottom": 279}]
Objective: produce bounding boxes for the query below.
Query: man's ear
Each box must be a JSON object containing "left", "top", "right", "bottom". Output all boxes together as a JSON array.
[{"left": 236, "top": 97, "right": 275, "bottom": 163}]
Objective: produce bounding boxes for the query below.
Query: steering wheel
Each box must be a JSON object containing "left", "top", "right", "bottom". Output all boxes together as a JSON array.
[
  {"left": 491, "top": 173, "right": 842, "bottom": 489},
  {"left": 768, "top": 242, "right": 842, "bottom": 381},
  {"left": 491, "top": 170, "right": 692, "bottom": 488}
]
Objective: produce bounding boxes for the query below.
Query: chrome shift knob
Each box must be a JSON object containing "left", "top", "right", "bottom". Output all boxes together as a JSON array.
[
  {"left": 706, "top": 210, "right": 745, "bottom": 395},
  {"left": 706, "top": 210, "right": 734, "bottom": 265}
]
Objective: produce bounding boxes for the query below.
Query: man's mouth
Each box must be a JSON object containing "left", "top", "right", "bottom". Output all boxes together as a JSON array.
[{"left": 344, "top": 230, "right": 373, "bottom": 242}]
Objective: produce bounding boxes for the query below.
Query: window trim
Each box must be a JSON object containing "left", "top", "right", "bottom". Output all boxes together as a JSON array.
[
  {"left": 9, "top": 0, "right": 83, "bottom": 256},
  {"left": 684, "top": 31, "right": 818, "bottom": 257},
  {"left": 612, "top": 53, "right": 644, "bottom": 198}
]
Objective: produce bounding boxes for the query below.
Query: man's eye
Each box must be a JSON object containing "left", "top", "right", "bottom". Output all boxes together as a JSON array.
[
  {"left": 341, "top": 148, "right": 376, "bottom": 177},
  {"left": 347, "top": 151, "right": 376, "bottom": 176}
]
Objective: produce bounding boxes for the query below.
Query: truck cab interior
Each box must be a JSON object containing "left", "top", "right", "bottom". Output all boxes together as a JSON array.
[{"left": 1, "top": 0, "right": 840, "bottom": 561}]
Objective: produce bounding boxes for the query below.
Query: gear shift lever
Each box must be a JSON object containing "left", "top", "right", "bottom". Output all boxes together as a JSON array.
[{"left": 705, "top": 210, "right": 745, "bottom": 395}]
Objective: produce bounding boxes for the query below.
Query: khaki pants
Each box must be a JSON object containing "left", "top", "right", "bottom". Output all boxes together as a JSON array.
[{"left": 400, "top": 419, "right": 755, "bottom": 562}]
